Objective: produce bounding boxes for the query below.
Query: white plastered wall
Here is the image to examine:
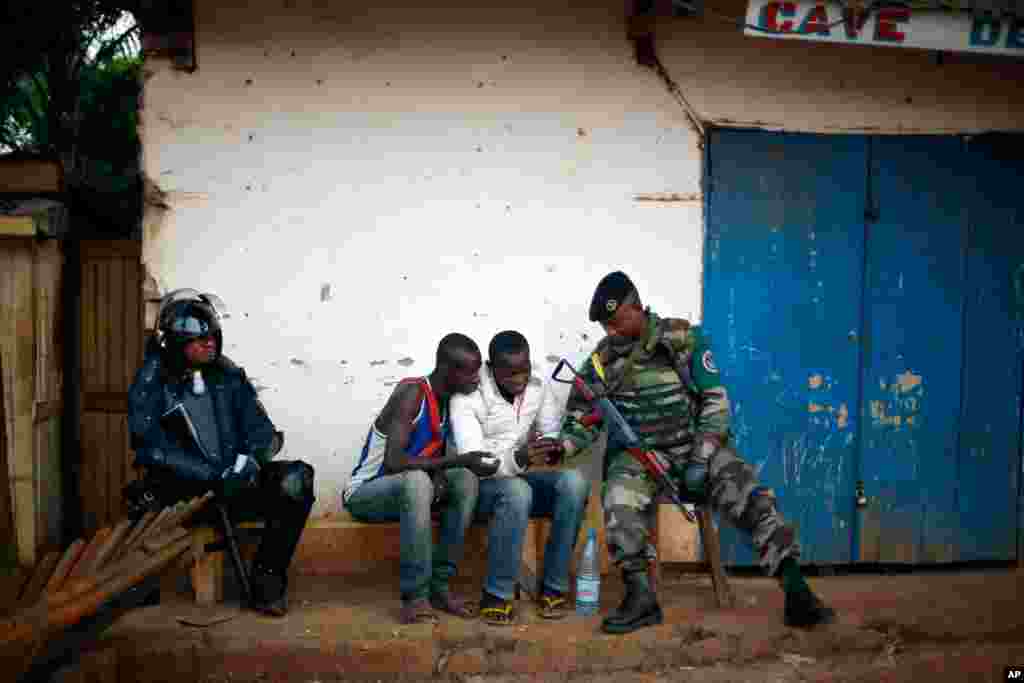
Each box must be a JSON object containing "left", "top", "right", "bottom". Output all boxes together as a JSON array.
[
  {"left": 140, "top": 0, "right": 1024, "bottom": 516},
  {"left": 141, "top": 0, "right": 704, "bottom": 515}
]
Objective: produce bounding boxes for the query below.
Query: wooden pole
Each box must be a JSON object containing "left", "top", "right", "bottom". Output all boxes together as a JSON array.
[{"left": 43, "top": 539, "right": 86, "bottom": 595}]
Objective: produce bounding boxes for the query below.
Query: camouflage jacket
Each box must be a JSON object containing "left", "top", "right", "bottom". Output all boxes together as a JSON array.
[{"left": 560, "top": 310, "right": 731, "bottom": 459}]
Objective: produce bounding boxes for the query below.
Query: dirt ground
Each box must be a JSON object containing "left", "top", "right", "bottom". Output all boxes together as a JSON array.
[{"left": 57, "top": 566, "right": 1024, "bottom": 682}]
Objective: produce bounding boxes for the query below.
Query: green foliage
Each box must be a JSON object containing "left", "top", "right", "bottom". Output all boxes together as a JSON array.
[{"left": 0, "top": 3, "right": 142, "bottom": 232}]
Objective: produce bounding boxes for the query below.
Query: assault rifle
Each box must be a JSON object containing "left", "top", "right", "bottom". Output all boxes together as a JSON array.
[{"left": 551, "top": 357, "right": 697, "bottom": 523}]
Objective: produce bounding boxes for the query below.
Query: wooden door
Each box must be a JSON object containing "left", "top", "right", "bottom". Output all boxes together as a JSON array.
[{"left": 78, "top": 240, "right": 144, "bottom": 534}]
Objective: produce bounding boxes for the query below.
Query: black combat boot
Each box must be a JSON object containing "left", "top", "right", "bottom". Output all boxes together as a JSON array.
[
  {"left": 601, "top": 565, "right": 663, "bottom": 634},
  {"left": 778, "top": 557, "right": 835, "bottom": 628},
  {"left": 784, "top": 588, "right": 835, "bottom": 628},
  {"left": 250, "top": 564, "right": 288, "bottom": 617}
]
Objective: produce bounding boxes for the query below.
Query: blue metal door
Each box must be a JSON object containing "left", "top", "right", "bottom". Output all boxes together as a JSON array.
[
  {"left": 703, "top": 129, "right": 866, "bottom": 565},
  {"left": 956, "top": 134, "right": 1024, "bottom": 562},
  {"left": 856, "top": 136, "right": 967, "bottom": 564}
]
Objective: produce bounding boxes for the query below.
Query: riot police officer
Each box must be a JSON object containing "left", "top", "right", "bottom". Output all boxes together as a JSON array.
[{"left": 127, "top": 290, "right": 314, "bottom": 616}]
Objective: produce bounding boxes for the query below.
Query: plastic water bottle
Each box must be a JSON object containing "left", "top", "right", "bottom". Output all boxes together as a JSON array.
[{"left": 575, "top": 528, "right": 600, "bottom": 616}]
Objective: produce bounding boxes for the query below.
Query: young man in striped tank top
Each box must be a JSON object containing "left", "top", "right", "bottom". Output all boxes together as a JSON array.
[{"left": 342, "top": 333, "right": 500, "bottom": 624}]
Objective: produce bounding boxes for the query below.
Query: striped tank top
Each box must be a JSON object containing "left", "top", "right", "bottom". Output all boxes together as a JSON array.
[{"left": 342, "top": 377, "right": 448, "bottom": 503}]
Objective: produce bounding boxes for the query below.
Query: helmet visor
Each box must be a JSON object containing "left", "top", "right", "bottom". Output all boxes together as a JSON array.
[{"left": 169, "top": 313, "right": 214, "bottom": 338}]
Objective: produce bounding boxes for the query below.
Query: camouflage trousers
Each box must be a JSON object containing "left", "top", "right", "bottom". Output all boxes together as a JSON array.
[{"left": 603, "top": 445, "right": 799, "bottom": 577}]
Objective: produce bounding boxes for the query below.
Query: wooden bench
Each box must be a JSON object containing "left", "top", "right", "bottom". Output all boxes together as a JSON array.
[
  {"left": 187, "top": 483, "right": 732, "bottom": 609},
  {"left": 188, "top": 514, "right": 554, "bottom": 606}
]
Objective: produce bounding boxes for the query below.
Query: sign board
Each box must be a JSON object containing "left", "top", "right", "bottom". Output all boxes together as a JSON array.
[{"left": 744, "top": 1, "right": 1024, "bottom": 56}]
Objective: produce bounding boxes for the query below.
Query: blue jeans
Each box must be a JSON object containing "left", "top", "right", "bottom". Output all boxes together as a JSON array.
[
  {"left": 476, "top": 469, "right": 591, "bottom": 600},
  {"left": 343, "top": 468, "right": 479, "bottom": 600}
]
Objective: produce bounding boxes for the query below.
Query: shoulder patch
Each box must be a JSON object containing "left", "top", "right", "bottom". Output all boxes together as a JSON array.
[{"left": 701, "top": 350, "right": 719, "bottom": 374}]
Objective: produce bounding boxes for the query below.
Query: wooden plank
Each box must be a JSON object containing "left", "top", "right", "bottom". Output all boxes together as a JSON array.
[
  {"left": 16, "top": 549, "right": 60, "bottom": 606},
  {"left": 80, "top": 240, "right": 141, "bottom": 260},
  {"left": 0, "top": 348, "right": 12, "bottom": 554},
  {"left": 7, "top": 242, "right": 36, "bottom": 566},
  {"left": 79, "top": 258, "right": 97, "bottom": 395},
  {"left": 77, "top": 241, "right": 143, "bottom": 540},
  {"left": 123, "top": 414, "right": 137, "bottom": 497},
  {"left": 34, "top": 240, "right": 62, "bottom": 405},
  {"left": 79, "top": 413, "right": 106, "bottom": 535},
  {"left": 32, "top": 416, "right": 61, "bottom": 550},
  {"left": 0, "top": 158, "right": 62, "bottom": 194},
  {"left": 32, "top": 243, "right": 65, "bottom": 554},
  {"left": 81, "top": 392, "right": 128, "bottom": 413},
  {"left": 107, "top": 413, "right": 127, "bottom": 524},
  {"left": 123, "top": 256, "right": 142, "bottom": 393},
  {"left": 95, "top": 257, "right": 113, "bottom": 394},
  {"left": 107, "top": 256, "right": 125, "bottom": 392},
  {"left": 44, "top": 539, "right": 86, "bottom": 594}
]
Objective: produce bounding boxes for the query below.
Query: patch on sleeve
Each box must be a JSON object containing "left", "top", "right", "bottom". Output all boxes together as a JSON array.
[{"left": 701, "top": 350, "right": 719, "bottom": 374}]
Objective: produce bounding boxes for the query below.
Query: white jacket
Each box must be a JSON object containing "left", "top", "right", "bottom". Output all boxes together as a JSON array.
[{"left": 449, "top": 366, "right": 564, "bottom": 478}]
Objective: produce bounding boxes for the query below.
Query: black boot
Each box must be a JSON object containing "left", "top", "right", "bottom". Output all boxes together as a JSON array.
[
  {"left": 250, "top": 564, "right": 288, "bottom": 617},
  {"left": 784, "top": 588, "right": 835, "bottom": 628},
  {"left": 777, "top": 557, "right": 835, "bottom": 628},
  {"left": 601, "top": 567, "right": 663, "bottom": 634}
]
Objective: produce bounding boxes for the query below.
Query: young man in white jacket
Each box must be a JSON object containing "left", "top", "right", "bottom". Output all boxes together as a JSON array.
[{"left": 450, "top": 330, "right": 591, "bottom": 624}]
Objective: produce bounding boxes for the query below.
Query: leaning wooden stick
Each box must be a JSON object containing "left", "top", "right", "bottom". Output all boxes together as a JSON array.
[
  {"left": 39, "top": 495, "right": 213, "bottom": 611},
  {"left": 66, "top": 528, "right": 112, "bottom": 582},
  {"left": 142, "top": 526, "right": 190, "bottom": 554},
  {"left": 113, "top": 509, "right": 158, "bottom": 562},
  {"left": 88, "top": 518, "right": 134, "bottom": 574},
  {"left": 0, "top": 493, "right": 215, "bottom": 682},
  {"left": 0, "top": 536, "right": 195, "bottom": 681},
  {"left": 44, "top": 540, "right": 86, "bottom": 596}
]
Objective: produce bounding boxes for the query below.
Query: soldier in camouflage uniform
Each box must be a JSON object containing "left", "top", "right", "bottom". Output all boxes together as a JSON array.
[{"left": 560, "top": 271, "right": 835, "bottom": 634}]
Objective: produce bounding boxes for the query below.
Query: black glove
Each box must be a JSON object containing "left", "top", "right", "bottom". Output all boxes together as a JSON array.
[{"left": 220, "top": 453, "right": 261, "bottom": 498}]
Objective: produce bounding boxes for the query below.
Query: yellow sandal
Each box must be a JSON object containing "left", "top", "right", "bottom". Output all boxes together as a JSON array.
[
  {"left": 480, "top": 601, "right": 516, "bottom": 626},
  {"left": 538, "top": 594, "right": 570, "bottom": 620}
]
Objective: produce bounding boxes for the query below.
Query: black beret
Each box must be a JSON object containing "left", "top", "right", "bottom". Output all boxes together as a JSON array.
[{"left": 589, "top": 271, "right": 636, "bottom": 322}]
